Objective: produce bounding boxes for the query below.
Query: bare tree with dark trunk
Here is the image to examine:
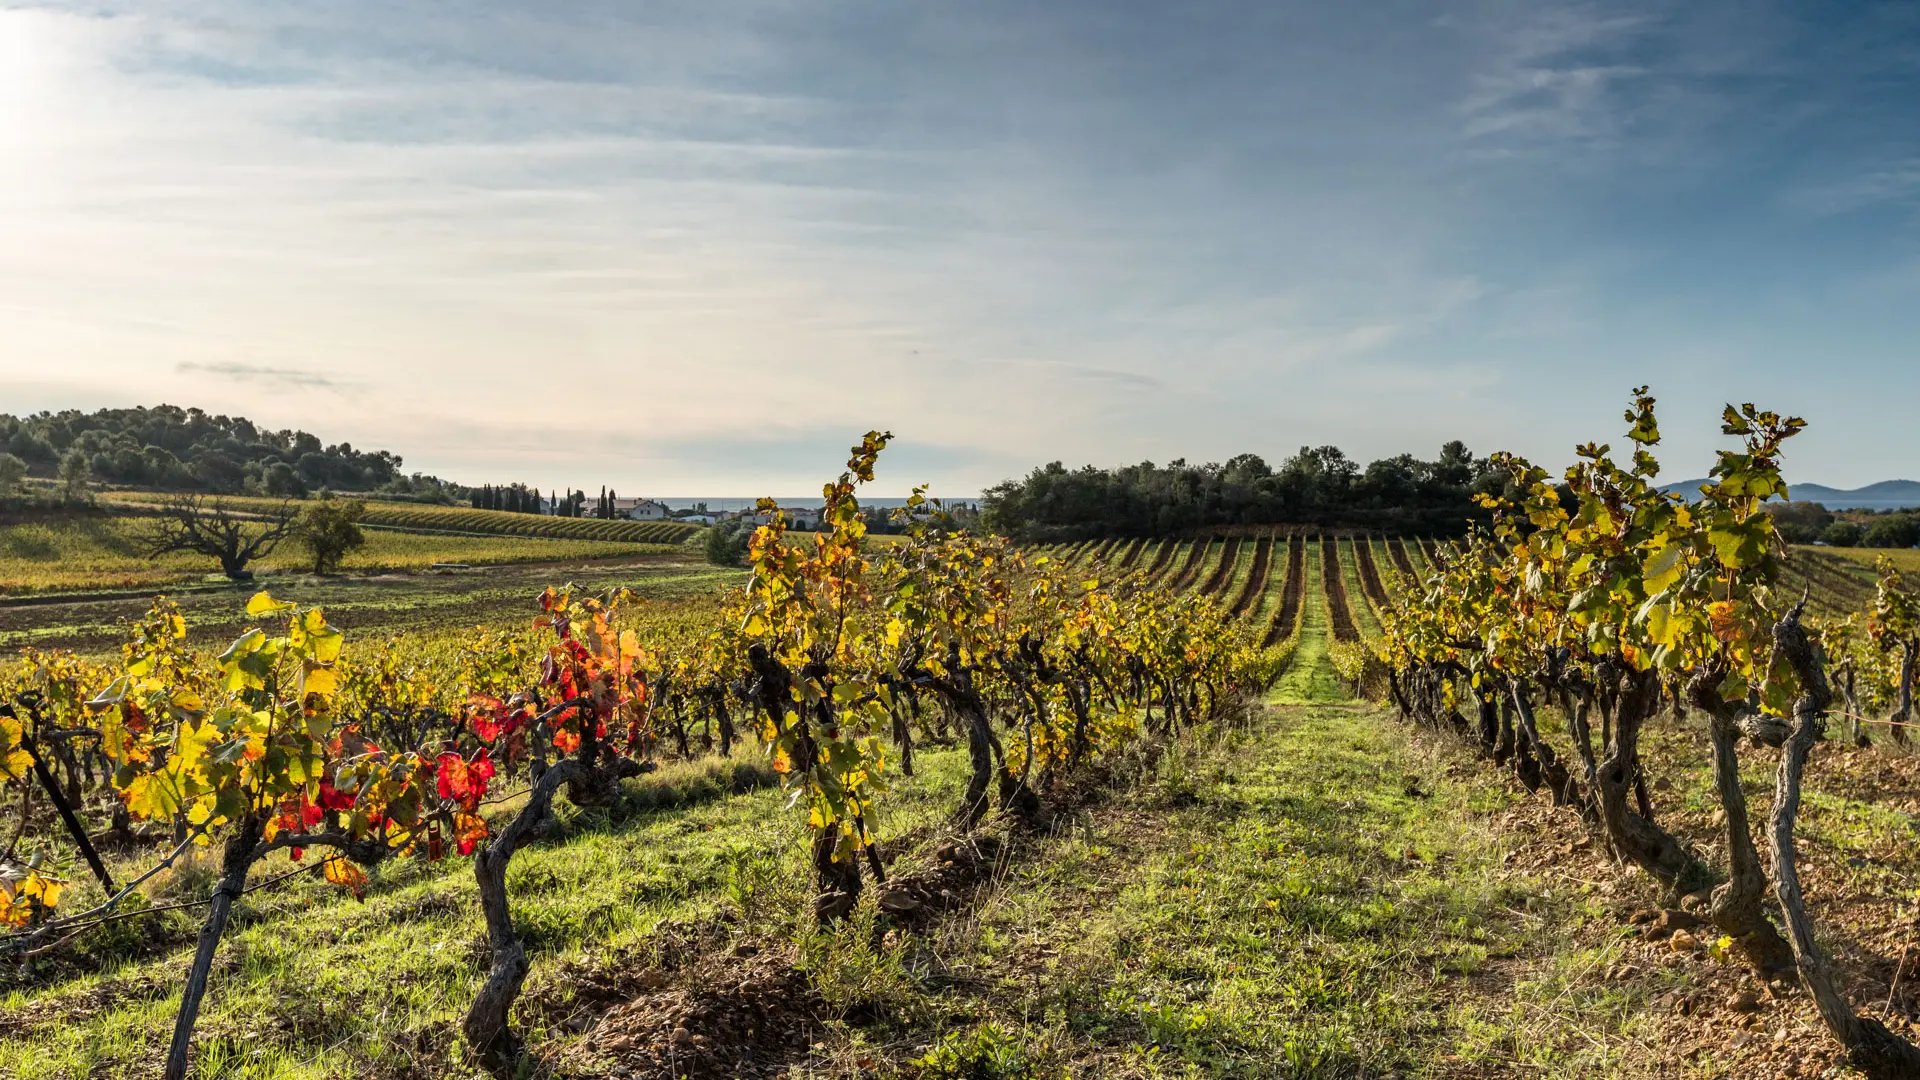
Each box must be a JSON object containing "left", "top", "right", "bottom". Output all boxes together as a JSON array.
[{"left": 143, "top": 495, "right": 297, "bottom": 580}]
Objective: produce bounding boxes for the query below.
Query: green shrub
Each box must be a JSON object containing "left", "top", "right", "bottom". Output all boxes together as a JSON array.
[
  {"left": 704, "top": 519, "right": 753, "bottom": 566},
  {"left": 1864, "top": 514, "right": 1920, "bottom": 549},
  {"left": 1822, "top": 521, "right": 1864, "bottom": 547},
  {"left": 910, "top": 1023, "right": 1060, "bottom": 1080}
]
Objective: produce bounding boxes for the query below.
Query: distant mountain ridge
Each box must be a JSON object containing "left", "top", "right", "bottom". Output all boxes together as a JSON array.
[{"left": 1659, "top": 478, "right": 1920, "bottom": 510}]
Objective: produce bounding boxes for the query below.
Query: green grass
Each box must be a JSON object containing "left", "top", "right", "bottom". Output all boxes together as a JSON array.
[
  {"left": 1144, "top": 541, "right": 1189, "bottom": 587},
  {"left": 1271, "top": 541, "right": 1343, "bottom": 705},
  {"left": 865, "top": 703, "right": 1652, "bottom": 1078},
  {"left": 1178, "top": 538, "right": 1225, "bottom": 594},
  {"left": 1818, "top": 546, "right": 1920, "bottom": 574},
  {"left": 1338, "top": 538, "right": 1383, "bottom": 638},
  {"left": 1213, "top": 537, "right": 1255, "bottom": 602}
]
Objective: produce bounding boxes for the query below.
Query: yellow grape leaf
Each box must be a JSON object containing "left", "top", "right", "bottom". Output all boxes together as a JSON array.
[
  {"left": 122, "top": 772, "right": 183, "bottom": 820},
  {"left": 246, "top": 591, "right": 296, "bottom": 616},
  {"left": 302, "top": 612, "right": 344, "bottom": 664},
  {"left": 218, "top": 628, "right": 265, "bottom": 666},
  {"left": 1642, "top": 602, "right": 1674, "bottom": 646},
  {"left": 1641, "top": 544, "right": 1684, "bottom": 594},
  {"left": 22, "top": 870, "right": 64, "bottom": 910},
  {"left": 87, "top": 676, "right": 129, "bottom": 707},
  {"left": 173, "top": 717, "right": 218, "bottom": 773},
  {"left": 302, "top": 664, "right": 338, "bottom": 698},
  {"left": 322, "top": 854, "right": 368, "bottom": 900},
  {"left": 0, "top": 713, "right": 31, "bottom": 782}
]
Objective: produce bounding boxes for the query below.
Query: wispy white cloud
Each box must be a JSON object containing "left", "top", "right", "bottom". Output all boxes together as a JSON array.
[
  {"left": 3, "top": 2, "right": 1919, "bottom": 490},
  {"left": 175, "top": 361, "right": 351, "bottom": 391},
  {"left": 1786, "top": 159, "right": 1920, "bottom": 217},
  {"left": 1454, "top": 8, "right": 1654, "bottom": 152}
]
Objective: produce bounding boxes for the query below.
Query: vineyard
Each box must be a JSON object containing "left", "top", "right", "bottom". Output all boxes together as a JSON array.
[
  {"left": 1, "top": 412, "right": 1918, "bottom": 1078},
  {"left": 0, "top": 517, "right": 683, "bottom": 597},
  {"left": 107, "top": 494, "right": 701, "bottom": 546}
]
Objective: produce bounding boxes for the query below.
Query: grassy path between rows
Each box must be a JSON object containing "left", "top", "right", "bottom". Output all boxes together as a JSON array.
[
  {"left": 1270, "top": 540, "right": 1344, "bottom": 706},
  {"left": 824, "top": 564, "right": 1661, "bottom": 1079}
]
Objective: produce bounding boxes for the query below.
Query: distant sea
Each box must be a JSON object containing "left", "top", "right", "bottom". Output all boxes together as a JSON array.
[{"left": 657, "top": 496, "right": 980, "bottom": 512}]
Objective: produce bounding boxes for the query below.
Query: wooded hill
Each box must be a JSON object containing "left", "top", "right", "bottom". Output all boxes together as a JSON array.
[{"left": 0, "top": 405, "right": 454, "bottom": 499}]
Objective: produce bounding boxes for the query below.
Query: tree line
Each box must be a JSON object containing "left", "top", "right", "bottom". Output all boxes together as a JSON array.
[
  {"left": 470, "top": 483, "right": 543, "bottom": 514},
  {"left": 0, "top": 405, "right": 458, "bottom": 500},
  {"left": 981, "top": 441, "right": 1502, "bottom": 541},
  {"left": 1764, "top": 501, "right": 1920, "bottom": 549},
  {"left": 467, "top": 484, "right": 650, "bottom": 519}
]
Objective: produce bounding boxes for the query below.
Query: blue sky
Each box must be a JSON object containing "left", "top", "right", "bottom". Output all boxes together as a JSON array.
[{"left": 2, "top": 1, "right": 1916, "bottom": 494}]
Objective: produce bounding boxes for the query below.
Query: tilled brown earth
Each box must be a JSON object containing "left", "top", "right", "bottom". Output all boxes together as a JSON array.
[
  {"left": 535, "top": 755, "right": 1147, "bottom": 1080},
  {"left": 545, "top": 830, "right": 1020, "bottom": 1080},
  {"left": 561, "top": 951, "right": 826, "bottom": 1080},
  {"left": 1478, "top": 734, "right": 1920, "bottom": 1080}
]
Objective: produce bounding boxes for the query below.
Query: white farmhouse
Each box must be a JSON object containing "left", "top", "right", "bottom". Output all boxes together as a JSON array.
[{"left": 611, "top": 497, "right": 672, "bottom": 521}]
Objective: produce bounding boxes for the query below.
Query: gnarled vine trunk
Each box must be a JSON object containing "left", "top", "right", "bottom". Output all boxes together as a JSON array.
[
  {"left": 1694, "top": 686, "right": 1795, "bottom": 974},
  {"left": 466, "top": 758, "right": 582, "bottom": 1064},
  {"left": 1891, "top": 640, "right": 1915, "bottom": 745},
  {"left": 1769, "top": 608, "right": 1920, "bottom": 1077},
  {"left": 164, "top": 815, "right": 264, "bottom": 1080},
  {"left": 1594, "top": 667, "right": 1706, "bottom": 898}
]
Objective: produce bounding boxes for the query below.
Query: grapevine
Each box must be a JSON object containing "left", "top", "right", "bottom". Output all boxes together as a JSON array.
[
  {"left": 1380, "top": 389, "right": 1920, "bottom": 1077},
  {"left": 1, "top": 432, "right": 1271, "bottom": 1077}
]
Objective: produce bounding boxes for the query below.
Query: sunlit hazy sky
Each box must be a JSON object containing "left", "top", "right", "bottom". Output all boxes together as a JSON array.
[{"left": 3, "top": 2, "right": 1918, "bottom": 495}]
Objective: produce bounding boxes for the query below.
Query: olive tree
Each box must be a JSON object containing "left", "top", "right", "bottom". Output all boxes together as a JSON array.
[
  {"left": 0, "top": 453, "right": 26, "bottom": 498},
  {"left": 143, "top": 496, "right": 296, "bottom": 580},
  {"left": 58, "top": 448, "right": 91, "bottom": 501},
  {"left": 291, "top": 497, "right": 367, "bottom": 574}
]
